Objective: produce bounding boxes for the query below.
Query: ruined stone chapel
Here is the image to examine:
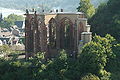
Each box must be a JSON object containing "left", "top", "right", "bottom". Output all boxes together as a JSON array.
[{"left": 25, "top": 10, "right": 92, "bottom": 58}]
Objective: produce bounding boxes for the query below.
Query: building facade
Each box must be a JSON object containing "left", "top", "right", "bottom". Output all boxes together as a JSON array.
[{"left": 25, "top": 10, "right": 92, "bottom": 58}]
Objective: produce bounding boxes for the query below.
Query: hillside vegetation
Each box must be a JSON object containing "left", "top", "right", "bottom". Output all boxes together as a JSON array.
[
  {"left": 0, "top": 0, "right": 107, "bottom": 11},
  {"left": 0, "top": 0, "right": 120, "bottom": 80},
  {"left": 89, "top": 0, "right": 120, "bottom": 41},
  {"left": 0, "top": 34, "right": 120, "bottom": 80}
]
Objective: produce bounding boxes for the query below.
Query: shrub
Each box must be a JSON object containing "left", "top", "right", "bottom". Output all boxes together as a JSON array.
[{"left": 81, "top": 73, "right": 100, "bottom": 80}]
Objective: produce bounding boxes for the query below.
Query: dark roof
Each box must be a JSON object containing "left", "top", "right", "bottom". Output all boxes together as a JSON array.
[
  {"left": 0, "top": 13, "right": 3, "bottom": 22},
  {"left": 15, "top": 21, "right": 24, "bottom": 28}
]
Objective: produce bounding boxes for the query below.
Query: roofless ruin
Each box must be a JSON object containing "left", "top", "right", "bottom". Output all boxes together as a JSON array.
[{"left": 25, "top": 9, "right": 92, "bottom": 59}]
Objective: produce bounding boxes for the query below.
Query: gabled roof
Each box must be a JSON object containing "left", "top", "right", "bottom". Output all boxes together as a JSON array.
[{"left": 15, "top": 21, "right": 24, "bottom": 28}]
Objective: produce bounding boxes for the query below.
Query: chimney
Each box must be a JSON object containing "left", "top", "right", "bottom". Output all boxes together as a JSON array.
[
  {"left": 61, "top": 9, "right": 63, "bottom": 12},
  {"left": 56, "top": 9, "right": 58, "bottom": 12},
  {"left": 32, "top": 8, "right": 35, "bottom": 12},
  {"left": 26, "top": 9, "right": 29, "bottom": 14},
  {"left": 50, "top": 10, "right": 52, "bottom": 13},
  {"left": 42, "top": 10, "right": 44, "bottom": 12}
]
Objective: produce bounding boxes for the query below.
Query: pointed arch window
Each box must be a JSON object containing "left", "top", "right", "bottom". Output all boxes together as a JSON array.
[
  {"left": 48, "top": 18, "right": 57, "bottom": 48},
  {"left": 60, "top": 17, "right": 74, "bottom": 50}
]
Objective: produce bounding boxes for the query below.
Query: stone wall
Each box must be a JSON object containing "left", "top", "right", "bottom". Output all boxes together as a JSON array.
[{"left": 25, "top": 11, "right": 92, "bottom": 58}]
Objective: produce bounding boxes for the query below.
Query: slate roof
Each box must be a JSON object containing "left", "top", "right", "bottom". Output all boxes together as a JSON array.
[{"left": 15, "top": 21, "right": 24, "bottom": 28}]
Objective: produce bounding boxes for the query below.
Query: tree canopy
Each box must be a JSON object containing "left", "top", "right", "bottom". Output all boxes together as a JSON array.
[
  {"left": 0, "top": 34, "right": 120, "bottom": 80},
  {"left": 0, "top": 14, "right": 24, "bottom": 28},
  {"left": 77, "top": 0, "right": 95, "bottom": 18},
  {"left": 89, "top": 0, "right": 120, "bottom": 41}
]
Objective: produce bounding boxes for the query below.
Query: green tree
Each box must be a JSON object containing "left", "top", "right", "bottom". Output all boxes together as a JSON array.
[
  {"left": 81, "top": 73, "right": 100, "bottom": 80},
  {"left": 0, "top": 14, "right": 24, "bottom": 28},
  {"left": 89, "top": 0, "right": 120, "bottom": 42},
  {"left": 0, "top": 21, "right": 6, "bottom": 28},
  {"left": 78, "top": 35, "right": 119, "bottom": 79},
  {"left": 93, "top": 35, "right": 115, "bottom": 60},
  {"left": 34, "top": 50, "right": 68, "bottom": 80},
  {"left": 78, "top": 41, "right": 108, "bottom": 76},
  {"left": 77, "top": 0, "right": 95, "bottom": 18},
  {"left": 5, "top": 14, "right": 24, "bottom": 21},
  {"left": 4, "top": 14, "right": 24, "bottom": 26},
  {"left": 0, "top": 45, "right": 12, "bottom": 58},
  {"left": 63, "top": 57, "right": 80, "bottom": 80}
]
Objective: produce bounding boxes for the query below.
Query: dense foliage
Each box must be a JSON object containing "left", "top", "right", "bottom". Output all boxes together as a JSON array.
[
  {"left": 0, "top": 0, "right": 120, "bottom": 79},
  {"left": 81, "top": 73, "right": 100, "bottom": 80},
  {"left": 89, "top": 0, "right": 120, "bottom": 41},
  {"left": 77, "top": 0, "right": 95, "bottom": 18},
  {"left": 0, "top": 34, "right": 120, "bottom": 80}
]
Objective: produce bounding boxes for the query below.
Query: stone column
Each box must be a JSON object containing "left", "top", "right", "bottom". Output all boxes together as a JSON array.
[
  {"left": 73, "top": 20, "right": 77, "bottom": 51},
  {"left": 56, "top": 23, "right": 60, "bottom": 50},
  {"left": 25, "top": 13, "right": 30, "bottom": 59},
  {"left": 33, "top": 13, "right": 38, "bottom": 55}
]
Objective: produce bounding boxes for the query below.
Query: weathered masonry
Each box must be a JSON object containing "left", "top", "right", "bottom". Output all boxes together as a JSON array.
[{"left": 25, "top": 10, "right": 92, "bottom": 58}]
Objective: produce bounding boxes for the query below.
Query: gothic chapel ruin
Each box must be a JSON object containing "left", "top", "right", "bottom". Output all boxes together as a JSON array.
[{"left": 25, "top": 10, "right": 92, "bottom": 58}]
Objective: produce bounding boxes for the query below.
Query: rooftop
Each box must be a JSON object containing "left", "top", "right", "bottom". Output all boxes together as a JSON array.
[
  {"left": 25, "top": 12, "right": 84, "bottom": 15},
  {"left": 45, "top": 12, "right": 84, "bottom": 15}
]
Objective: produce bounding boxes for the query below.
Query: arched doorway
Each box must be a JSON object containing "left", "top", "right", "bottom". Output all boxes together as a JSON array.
[{"left": 60, "top": 17, "right": 74, "bottom": 50}]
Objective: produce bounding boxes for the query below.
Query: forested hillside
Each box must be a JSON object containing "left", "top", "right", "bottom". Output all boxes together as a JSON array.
[
  {"left": 0, "top": 34, "right": 120, "bottom": 80},
  {"left": 0, "top": 0, "right": 120, "bottom": 80},
  {"left": 0, "top": 0, "right": 107, "bottom": 11}
]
